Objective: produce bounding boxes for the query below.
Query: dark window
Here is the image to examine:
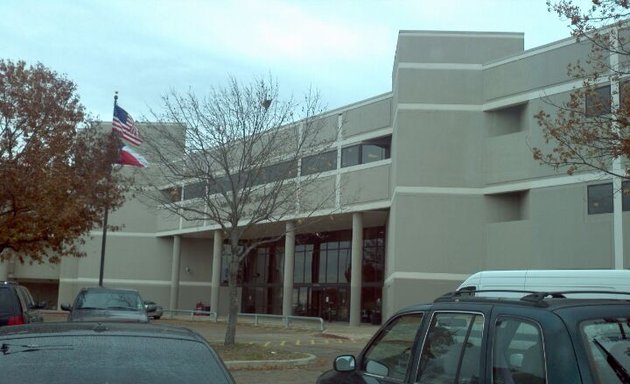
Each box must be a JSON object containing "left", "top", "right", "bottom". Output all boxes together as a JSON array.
[
  {"left": 294, "top": 244, "right": 313, "bottom": 284},
  {"left": 588, "top": 183, "right": 613, "bottom": 214},
  {"left": 363, "top": 238, "right": 384, "bottom": 283},
  {"left": 341, "top": 136, "right": 391, "bottom": 168},
  {"left": 160, "top": 186, "right": 181, "bottom": 202},
  {"left": 417, "top": 313, "right": 483, "bottom": 384},
  {"left": 586, "top": 85, "right": 611, "bottom": 117},
  {"left": 492, "top": 317, "right": 546, "bottom": 384},
  {"left": 301, "top": 150, "right": 337, "bottom": 175},
  {"left": 341, "top": 145, "right": 360, "bottom": 167},
  {"left": 587, "top": 182, "right": 630, "bottom": 214},
  {"left": 183, "top": 181, "right": 205, "bottom": 200},
  {"left": 259, "top": 161, "right": 297, "bottom": 184},
  {"left": 318, "top": 241, "right": 351, "bottom": 284},
  {"left": 362, "top": 313, "right": 424, "bottom": 380}
]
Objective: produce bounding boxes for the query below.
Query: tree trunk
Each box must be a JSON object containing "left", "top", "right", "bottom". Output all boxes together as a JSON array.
[{"left": 224, "top": 245, "right": 240, "bottom": 346}]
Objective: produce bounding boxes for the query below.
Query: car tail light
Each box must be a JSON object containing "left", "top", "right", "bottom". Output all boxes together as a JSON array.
[{"left": 7, "top": 315, "right": 25, "bottom": 325}]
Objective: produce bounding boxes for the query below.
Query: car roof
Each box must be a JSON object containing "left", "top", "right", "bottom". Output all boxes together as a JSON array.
[
  {"left": 79, "top": 286, "right": 140, "bottom": 293},
  {"left": 0, "top": 322, "right": 205, "bottom": 341},
  {"left": 395, "top": 290, "right": 630, "bottom": 314}
]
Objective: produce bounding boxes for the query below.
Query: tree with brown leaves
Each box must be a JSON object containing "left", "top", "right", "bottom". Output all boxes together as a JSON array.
[
  {"left": 534, "top": 1, "right": 630, "bottom": 177},
  {"left": 0, "top": 59, "right": 128, "bottom": 265}
]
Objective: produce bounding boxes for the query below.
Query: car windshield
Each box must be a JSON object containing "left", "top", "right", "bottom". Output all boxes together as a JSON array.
[
  {"left": 0, "top": 334, "right": 232, "bottom": 384},
  {"left": 75, "top": 291, "right": 143, "bottom": 311},
  {"left": 581, "top": 318, "right": 630, "bottom": 384}
]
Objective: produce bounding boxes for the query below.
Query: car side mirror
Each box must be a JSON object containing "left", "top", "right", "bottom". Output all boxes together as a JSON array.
[
  {"left": 334, "top": 355, "right": 356, "bottom": 372},
  {"left": 60, "top": 304, "right": 72, "bottom": 311}
]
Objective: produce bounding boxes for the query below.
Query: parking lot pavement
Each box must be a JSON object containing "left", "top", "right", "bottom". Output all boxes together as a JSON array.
[
  {"left": 156, "top": 318, "right": 380, "bottom": 384},
  {"left": 42, "top": 312, "right": 380, "bottom": 384}
]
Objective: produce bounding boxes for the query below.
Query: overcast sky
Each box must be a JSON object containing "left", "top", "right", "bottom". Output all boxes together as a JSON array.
[{"left": 1, "top": 0, "right": 591, "bottom": 120}]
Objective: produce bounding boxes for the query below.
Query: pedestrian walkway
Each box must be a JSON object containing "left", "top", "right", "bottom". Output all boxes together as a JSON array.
[{"left": 321, "top": 321, "right": 381, "bottom": 341}]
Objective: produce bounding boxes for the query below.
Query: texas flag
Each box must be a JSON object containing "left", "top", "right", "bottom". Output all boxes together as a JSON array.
[{"left": 118, "top": 144, "right": 149, "bottom": 168}]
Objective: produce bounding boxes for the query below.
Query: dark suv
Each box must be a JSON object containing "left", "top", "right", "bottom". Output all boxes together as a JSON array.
[
  {"left": 0, "top": 281, "right": 45, "bottom": 326},
  {"left": 317, "top": 290, "right": 630, "bottom": 384}
]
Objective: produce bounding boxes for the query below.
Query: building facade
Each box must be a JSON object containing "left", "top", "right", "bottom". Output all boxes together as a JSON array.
[{"left": 3, "top": 30, "right": 629, "bottom": 324}]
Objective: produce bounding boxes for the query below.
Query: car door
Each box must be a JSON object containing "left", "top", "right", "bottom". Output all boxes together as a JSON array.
[
  {"left": 16, "top": 286, "right": 42, "bottom": 323},
  {"left": 317, "top": 311, "right": 426, "bottom": 384},
  {"left": 413, "top": 310, "right": 485, "bottom": 384},
  {"left": 357, "top": 311, "right": 425, "bottom": 383}
]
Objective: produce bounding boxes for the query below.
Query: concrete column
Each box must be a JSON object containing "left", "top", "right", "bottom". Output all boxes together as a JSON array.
[
  {"left": 211, "top": 230, "right": 222, "bottom": 314},
  {"left": 169, "top": 235, "right": 181, "bottom": 311},
  {"left": 350, "top": 212, "right": 363, "bottom": 326},
  {"left": 282, "top": 221, "right": 296, "bottom": 317}
]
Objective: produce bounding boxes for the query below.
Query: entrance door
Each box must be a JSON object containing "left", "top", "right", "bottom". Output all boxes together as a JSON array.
[{"left": 293, "top": 286, "right": 349, "bottom": 321}]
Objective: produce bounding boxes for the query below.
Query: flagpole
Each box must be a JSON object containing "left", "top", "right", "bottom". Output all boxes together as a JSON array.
[{"left": 98, "top": 92, "right": 118, "bottom": 286}]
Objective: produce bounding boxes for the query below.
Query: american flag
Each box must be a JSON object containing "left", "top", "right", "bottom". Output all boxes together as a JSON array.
[{"left": 113, "top": 105, "right": 142, "bottom": 146}]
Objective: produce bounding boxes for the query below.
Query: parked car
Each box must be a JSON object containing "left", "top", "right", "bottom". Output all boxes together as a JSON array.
[
  {"left": 317, "top": 289, "right": 630, "bottom": 384},
  {"left": 61, "top": 287, "right": 152, "bottom": 323},
  {"left": 144, "top": 300, "right": 163, "bottom": 319},
  {"left": 0, "top": 281, "right": 45, "bottom": 326},
  {"left": 0, "top": 321, "right": 235, "bottom": 384}
]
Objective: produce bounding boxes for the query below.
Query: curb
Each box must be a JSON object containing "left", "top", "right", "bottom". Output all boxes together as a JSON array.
[{"left": 224, "top": 352, "right": 317, "bottom": 370}]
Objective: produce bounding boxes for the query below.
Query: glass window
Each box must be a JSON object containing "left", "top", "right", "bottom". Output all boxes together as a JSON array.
[
  {"left": 183, "top": 181, "right": 205, "bottom": 200},
  {"left": 623, "top": 181, "right": 630, "bottom": 211},
  {"left": 301, "top": 150, "right": 337, "bottom": 175},
  {"left": 160, "top": 186, "right": 181, "bottom": 202},
  {"left": 417, "top": 312, "right": 484, "bottom": 384},
  {"left": 492, "top": 317, "right": 546, "bottom": 384},
  {"left": 341, "top": 145, "right": 360, "bottom": 167},
  {"left": 586, "top": 85, "right": 612, "bottom": 117},
  {"left": 261, "top": 161, "right": 297, "bottom": 184},
  {"left": 362, "top": 313, "right": 424, "bottom": 380},
  {"left": 588, "top": 183, "right": 613, "bottom": 214},
  {"left": 581, "top": 317, "right": 630, "bottom": 384},
  {"left": 362, "top": 144, "right": 388, "bottom": 164}
]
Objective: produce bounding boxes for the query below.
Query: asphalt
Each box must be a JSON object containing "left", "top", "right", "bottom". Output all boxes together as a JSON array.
[
  {"left": 41, "top": 311, "right": 381, "bottom": 384},
  {"left": 156, "top": 316, "right": 381, "bottom": 384}
]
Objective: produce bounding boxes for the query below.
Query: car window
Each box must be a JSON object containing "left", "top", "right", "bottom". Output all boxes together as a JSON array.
[
  {"left": 417, "top": 312, "right": 484, "bottom": 384},
  {"left": 0, "top": 334, "right": 233, "bottom": 384},
  {"left": 361, "top": 312, "right": 423, "bottom": 380},
  {"left": 492, "top": 317, "right": 546, "bottom": 384},
  {"left": 75, "top": 291, "right": 143, "bottom": 310},
  {"left": 581, "top": 317, "right": 630, "bottom": 384},
  {"left": 0, "top": 288, "right": 19, "bottom": 314},
  {"left": 16, "top": 286, "right": 34, "bottom": 309}
]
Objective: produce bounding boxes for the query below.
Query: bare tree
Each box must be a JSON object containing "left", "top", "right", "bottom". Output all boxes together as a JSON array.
[
  {"left": 534, "top": 1, "right": 630, "bottom": 177},
  {"left": 141, "top": 76, "right": 339, "bottom": 346}
]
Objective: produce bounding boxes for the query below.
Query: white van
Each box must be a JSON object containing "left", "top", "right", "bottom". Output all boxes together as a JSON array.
[{"left": 457, "top": 269, "right": 630, "bottom": 297}]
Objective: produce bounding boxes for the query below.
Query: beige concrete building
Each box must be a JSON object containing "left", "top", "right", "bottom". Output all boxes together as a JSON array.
[{"left": 4, "top": 29, "right": 628, "bottom": 324}]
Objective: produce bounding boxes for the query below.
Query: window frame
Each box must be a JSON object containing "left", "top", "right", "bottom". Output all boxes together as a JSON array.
[
  {"left": 360, "top": 311, "right": 425, "bottom": 382},
  {"left": 416, "top": 311, "right": 485, "bottom": 384},
  {"left": 585, "top": 84, "right": 612, "bottom": 117}
]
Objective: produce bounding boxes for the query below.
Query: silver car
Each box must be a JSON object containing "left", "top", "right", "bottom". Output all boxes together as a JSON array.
[{"left": 61, "top": 287, "right": 151, "bottom": 323}]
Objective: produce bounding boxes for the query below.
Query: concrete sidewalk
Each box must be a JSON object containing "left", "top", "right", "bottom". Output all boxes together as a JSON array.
[{"left": 321, "top": 321, "right": 381, "bottom": 341}]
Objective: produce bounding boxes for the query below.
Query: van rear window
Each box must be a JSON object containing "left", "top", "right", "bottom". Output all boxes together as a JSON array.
[{"left": 0, "top": 288, "right": 19, "bottom": 314}]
